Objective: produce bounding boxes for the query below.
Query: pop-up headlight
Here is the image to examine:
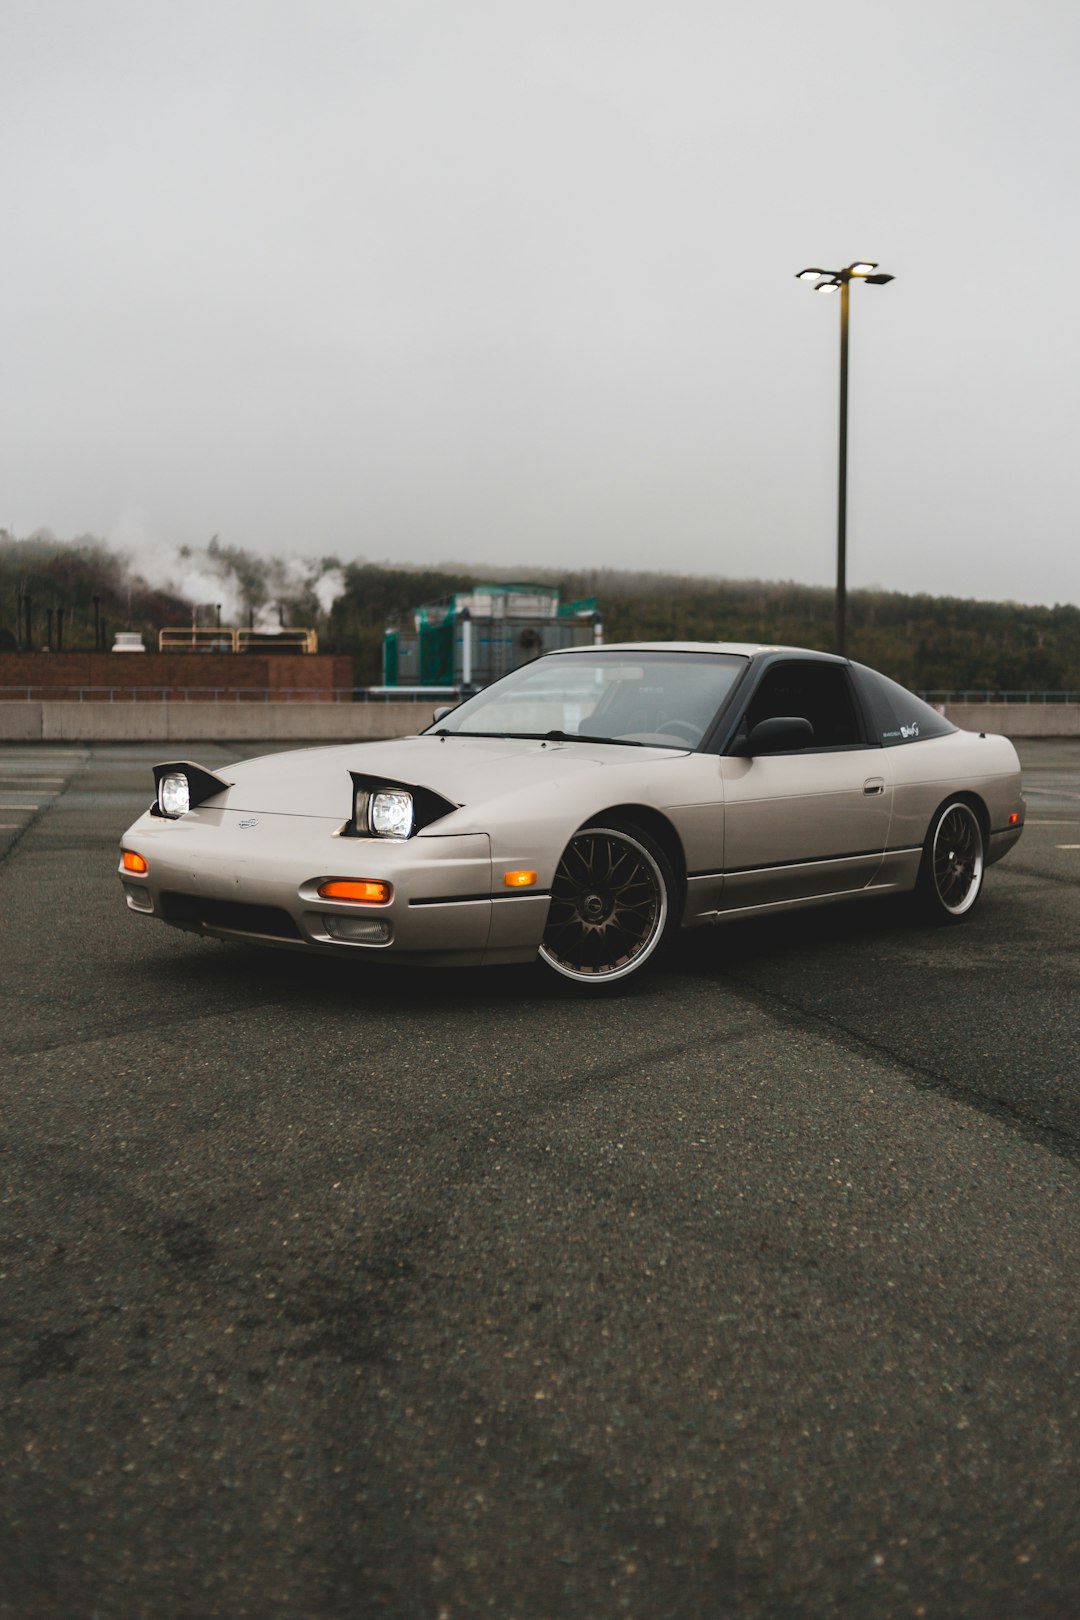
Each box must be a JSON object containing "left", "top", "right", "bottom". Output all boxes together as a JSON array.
[
  {"left": 151, "top": 760, "right": 232, "bottom": 818},
  {"left": 346, "top": 773, "right": 456, "bottom": 840},
  {"left": 159, "top": 772, "right": 191, "bottom": 818},
  {"left": 369, "top": 790, "right": 414, "bottom": 839}
]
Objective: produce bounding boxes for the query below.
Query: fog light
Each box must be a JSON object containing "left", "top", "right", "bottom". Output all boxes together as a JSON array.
[{"left": 325, "top": 915, "right": 392, "bottom": 944}]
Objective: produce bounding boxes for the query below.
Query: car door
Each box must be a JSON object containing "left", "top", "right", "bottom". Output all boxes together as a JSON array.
[{"left": 716, "top": 658, "right": 893, "bottom": 914}]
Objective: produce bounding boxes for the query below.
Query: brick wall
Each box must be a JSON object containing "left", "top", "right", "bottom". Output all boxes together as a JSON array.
[{"left": 0, "top": 652, "right": 354, "bottom": 702}]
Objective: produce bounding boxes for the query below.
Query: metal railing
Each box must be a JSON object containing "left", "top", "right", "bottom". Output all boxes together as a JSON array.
[
  {"left": 0, "top": 686, "right": 450, "bottom": 705},
  {"left": 919, "top": 691, "right": 1080, "bottom": 705},
  {"left": 4, "top": 681, "right": 1077, "bottom": 707},
  {"left": 157, "top": 627, "right": 319, "bottom": 654},
  {"left": 3, "top": 681, "right": 1077, "bottom": 708}
]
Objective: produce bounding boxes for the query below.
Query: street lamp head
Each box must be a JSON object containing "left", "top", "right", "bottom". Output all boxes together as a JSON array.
[{"left": 798, "top": 262, "right": 894, "bottom": 290}]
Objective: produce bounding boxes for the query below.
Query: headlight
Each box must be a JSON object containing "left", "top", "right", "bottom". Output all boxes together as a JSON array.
[
  {"left": 346, "top": 773, "right": 455, "bottom": 840},
  {"left": 369, "top": 790, "right": 414, "bottom": 839},
  {"left": 158, "top": 772, "right": 190, "bottom": 818}
]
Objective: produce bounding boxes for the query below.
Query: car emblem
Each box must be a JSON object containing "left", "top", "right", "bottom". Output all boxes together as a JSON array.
[{"left": 239, "top": 817, "right": 259, "bottom": 828}]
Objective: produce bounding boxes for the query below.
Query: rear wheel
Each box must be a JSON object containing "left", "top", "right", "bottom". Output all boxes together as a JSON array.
[
  {"left": 916, "top": 799, "right": 985, "bottom": 922},
  {"left": 539, "top": 822, "right": 675, "bottom": 986}
]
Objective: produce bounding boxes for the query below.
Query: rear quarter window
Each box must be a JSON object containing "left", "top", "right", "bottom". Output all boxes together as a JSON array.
[{"left": 851, "top": 665, "right": 957, "bottom": 747}]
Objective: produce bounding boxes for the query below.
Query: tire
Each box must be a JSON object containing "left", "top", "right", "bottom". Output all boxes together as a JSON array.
[
  {"left": 916, "top": 799, "right": 985, "bottom": 923},
  {"left": 538, "top": 821, "right": 676, "bottom": 986}
]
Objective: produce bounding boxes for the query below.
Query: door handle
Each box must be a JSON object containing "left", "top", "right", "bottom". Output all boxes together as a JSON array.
[{"left": 863, "top": 777, "right": 886, "bottom": 796}]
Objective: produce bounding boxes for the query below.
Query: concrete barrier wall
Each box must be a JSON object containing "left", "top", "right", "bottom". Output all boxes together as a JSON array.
[
  {"left": 2, "top": 699, "right": 1079, "bottom": 743},
  {"left": 943, "top": 704, "right": 1080, "bottom": 737},
  {"left": 0, "top": 701, "right": 435, "bottom": 743},
  {"left": 0, "top": 704, "right": 47, "bottom": 741}
]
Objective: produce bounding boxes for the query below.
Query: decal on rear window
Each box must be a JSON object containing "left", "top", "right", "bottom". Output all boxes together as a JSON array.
[{"left": 852, "top": 666, "right": 955, "bottom": 747}]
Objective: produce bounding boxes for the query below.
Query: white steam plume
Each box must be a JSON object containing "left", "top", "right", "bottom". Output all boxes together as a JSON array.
[{"left": 110, "top": 517, "right": 347, "bottom": 627}]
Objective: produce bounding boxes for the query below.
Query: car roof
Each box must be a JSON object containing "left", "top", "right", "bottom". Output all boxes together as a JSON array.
[{"left": 545, "top": 640, "right": 846, "bottom": 663}]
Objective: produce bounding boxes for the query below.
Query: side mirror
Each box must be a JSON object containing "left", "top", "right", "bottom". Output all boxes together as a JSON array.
[
  {"left": 432, "top": 704, "right": 456, "bottom": 724},
  {"left": 736, "top": 715, "right": 815, "bottom": 756}
]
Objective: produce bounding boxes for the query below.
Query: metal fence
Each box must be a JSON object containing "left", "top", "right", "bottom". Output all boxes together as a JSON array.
[
  {"left": 7, "top": 682, "right": 1078, "bottom": 707},
  {"left": 919, "top": 691, "right": 1080, "bottom": 705},
  {"left": 0, "top": 686, "right": 455, "bottom": 705}
]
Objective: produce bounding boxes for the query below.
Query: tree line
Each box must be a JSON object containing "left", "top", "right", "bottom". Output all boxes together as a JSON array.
[{"left": 3, "top": 531, "right": 1079, "bottom": 694}]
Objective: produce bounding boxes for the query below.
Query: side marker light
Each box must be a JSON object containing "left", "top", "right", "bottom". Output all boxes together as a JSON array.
[
  {"left": 1009, "top": 812, "right": 1020, "bottom": 826},
  {"left": 122, "top": 851, "right": 149, "bottom": 874},
  {"left": 503, "top": 870, "right": 538, "bottom": 888},
  {"left": 318, "top": 879, "right": 392, "bottom": 904}
]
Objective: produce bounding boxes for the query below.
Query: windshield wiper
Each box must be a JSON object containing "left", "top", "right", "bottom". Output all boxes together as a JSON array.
[
  {"left": 482, "top": 730, "right": 652, "bottom": 747},
  {"left": 430, "top": 729, "right": 671, "bottom": 748},
  {"left": 562, "top": 731, "right": 649, "bottom": 747}
]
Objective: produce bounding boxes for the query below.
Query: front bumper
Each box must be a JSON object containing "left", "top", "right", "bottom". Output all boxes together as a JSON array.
[{"left": 118, "top": 806, "right": 550, "bottom": 967}]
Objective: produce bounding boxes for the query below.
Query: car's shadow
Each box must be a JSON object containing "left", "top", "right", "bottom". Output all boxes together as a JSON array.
[
  {"left": 149, "top": 932, "right": 540, "bottom": 1012},
  {"left": 676, "top": 892, "right": 941, "bottom": 974},
  {"left": 141, "top": 891, "right": 962, "bottom": 1015}
]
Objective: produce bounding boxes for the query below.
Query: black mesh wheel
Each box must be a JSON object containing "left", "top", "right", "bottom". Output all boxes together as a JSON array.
[
  {"left": 917, "top": 800, "right": 985, "bottom": 922},
  {"left": 539, "top": 823, "right": 674, "bottom": 985}
]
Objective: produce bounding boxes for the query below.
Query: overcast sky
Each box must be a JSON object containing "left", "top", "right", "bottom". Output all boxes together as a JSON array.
[{"left": 2, "top": 0, "right": 1078, "bottom": 605}]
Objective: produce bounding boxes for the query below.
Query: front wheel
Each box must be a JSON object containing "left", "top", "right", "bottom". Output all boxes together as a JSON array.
[
  {"left": 916, "top": 800, "right": 985, "bottom": 922},
  {"left": 538, "top": 822, "right": 675, "bottom": 986}
]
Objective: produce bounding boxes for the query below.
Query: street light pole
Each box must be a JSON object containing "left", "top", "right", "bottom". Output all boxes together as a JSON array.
[
  {"left": 796, "top": 262, "right": 894, "bottom": 658},
  {"left": 837, "top": 275, "right": 850, "bottom": 658}
]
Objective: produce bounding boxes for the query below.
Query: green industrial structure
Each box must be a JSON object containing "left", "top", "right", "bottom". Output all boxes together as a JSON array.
[{"left": 382, "top": 583, "right": 599, "bottom": 691}]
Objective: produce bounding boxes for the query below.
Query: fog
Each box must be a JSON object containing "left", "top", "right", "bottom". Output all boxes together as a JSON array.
[{"left": 2, "top": 0, "right": 1077, "bottom": 605}]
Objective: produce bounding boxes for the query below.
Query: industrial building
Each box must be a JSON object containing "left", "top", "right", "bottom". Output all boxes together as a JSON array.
[{"left": 382, "top": 583, "right": 600, "bottom": 691}]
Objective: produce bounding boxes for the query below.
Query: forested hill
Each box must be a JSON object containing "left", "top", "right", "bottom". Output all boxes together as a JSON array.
[
  {"left": 3, "top": 532, "right": 1079, "bottom": 693},
  {"left": 516, "top": 569, "right": 1080, "bottom": 695}
]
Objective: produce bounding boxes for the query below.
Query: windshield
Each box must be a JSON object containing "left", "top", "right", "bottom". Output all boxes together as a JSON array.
[{"left": 427, "top": 650, "right": 747, "bottom": 749}]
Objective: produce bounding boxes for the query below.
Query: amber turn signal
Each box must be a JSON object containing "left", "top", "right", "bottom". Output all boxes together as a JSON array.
[
  {"left": 503, "top": 870, "right": 538, "bottom": 888},
  {"left": 122, "top": 850, "right": 149, "bottom": 874},
  {"left": 318, "top": 879, "right": 392, "bottom": 904}
]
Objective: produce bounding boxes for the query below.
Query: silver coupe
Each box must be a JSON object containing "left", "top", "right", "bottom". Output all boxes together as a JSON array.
[{"left": 118, "top": 643, "right": 1025, "bottom": 988}]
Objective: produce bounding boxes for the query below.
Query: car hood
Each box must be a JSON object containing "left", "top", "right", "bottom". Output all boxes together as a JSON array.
[{"left": 214, "top": 733, "right": 689, "bottom": 819}]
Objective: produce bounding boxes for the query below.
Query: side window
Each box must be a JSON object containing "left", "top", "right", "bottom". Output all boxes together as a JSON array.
[
  {"left": 737, "top": 661, "right": 866, "bottom": 751},
  {"left": 851, "top": 665, "right": 957, "bottom": 747}
]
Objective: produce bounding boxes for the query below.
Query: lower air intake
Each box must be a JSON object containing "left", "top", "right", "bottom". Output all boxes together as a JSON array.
[{"left": 161, "top": 892, "right": 302, "bottom": 941}]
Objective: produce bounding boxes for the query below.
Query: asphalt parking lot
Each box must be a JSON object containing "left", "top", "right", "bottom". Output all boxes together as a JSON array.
[{"left": 2, "top": 738, "right": 1078, "bottom": 1619}]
